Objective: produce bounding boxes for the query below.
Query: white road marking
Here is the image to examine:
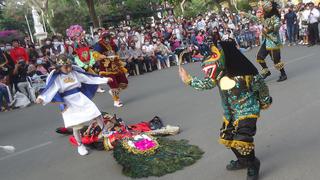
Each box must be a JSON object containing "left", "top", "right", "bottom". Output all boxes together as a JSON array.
[{"left": 0, "top": 141, "right": 52, "bottom": 161}]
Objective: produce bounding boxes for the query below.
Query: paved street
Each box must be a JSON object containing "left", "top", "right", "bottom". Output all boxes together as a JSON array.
[{"left": 0, "top": 46, "right": 320, "bottom": 180}]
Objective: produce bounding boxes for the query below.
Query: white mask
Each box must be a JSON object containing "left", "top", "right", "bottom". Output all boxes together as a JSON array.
[{"left": 5, "top": 46, "right": 12, "bottom": 50}]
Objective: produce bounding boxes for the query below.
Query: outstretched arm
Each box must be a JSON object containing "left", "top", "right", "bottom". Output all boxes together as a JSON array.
[
  {"left": 179, "top": 67, "right": 216, "bottom": 91},
  {"left": 36, "top": 80, "right": 60, "bottom": 105},
  {"left": 74, "top": 71, "right": 112, "bottom": 85}
]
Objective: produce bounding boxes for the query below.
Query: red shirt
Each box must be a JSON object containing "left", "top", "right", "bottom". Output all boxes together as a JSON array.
[{"left": 9, "top": 47, "right": 29, "bottom": 64}]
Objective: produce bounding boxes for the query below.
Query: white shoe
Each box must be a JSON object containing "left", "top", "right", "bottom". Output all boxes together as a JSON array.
[
  {"left": 97, "top": 87, "right": 105, "bottom": 93},
  {"left": 77, "top": 144, "right": 88, "bottom": 156},
  {"left": 114, "top": 101, "right": 123, "bottom": 107}
]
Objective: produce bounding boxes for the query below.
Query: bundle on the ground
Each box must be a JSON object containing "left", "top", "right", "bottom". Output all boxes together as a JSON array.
[{"left": 113, "top": 137, "right": 204, "bottom": 178}]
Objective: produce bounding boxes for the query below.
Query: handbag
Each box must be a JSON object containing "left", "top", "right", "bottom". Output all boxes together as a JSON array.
[{"left": 149, "top": 116, "right": 164, "bottom": 130}]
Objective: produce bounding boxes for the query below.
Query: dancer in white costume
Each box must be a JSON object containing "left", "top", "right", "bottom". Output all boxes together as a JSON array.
[{"left": 36, "top": 54, "right": 112, "bottom": 156}]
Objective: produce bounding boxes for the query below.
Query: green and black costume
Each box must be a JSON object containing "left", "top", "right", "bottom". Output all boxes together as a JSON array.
[{"left": 184, "top": 40, "right": 272, "bottom": 180}]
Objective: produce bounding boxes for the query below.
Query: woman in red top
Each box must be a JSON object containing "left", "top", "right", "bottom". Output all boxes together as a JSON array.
[{"left": 9, "top": 40, "right": 29, "bottom": 64}]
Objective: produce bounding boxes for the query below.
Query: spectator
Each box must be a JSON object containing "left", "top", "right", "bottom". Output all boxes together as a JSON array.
[
  {"left": 128, "top": 42, "right": 145, "bottom": 75},
  {"left": 306, "top": 2, "right": 320, "bottom": 46},
  {"left": 9, "top": 39, "right": 29, "bottom": 64},
  {"left": 0, "top": 48, "right": 15, "bottom": 90},
  {"left": 50, "top": 36, "right": 65, "bottom": 56},
  {"left": 279, "top": 22, "right": 287, "bottom": 45},
  {"left": 118, "top": 43, "right": 130, "bottom": 61},
  {"left": 196, "top": 14, "right": 206, "bottom": 31},
  {"left": 141, "top": 40, "right": 155, "bottom": 72},
  {"left": 299, "top": 6, "right": 310, "bottom": 45},
  {"left": 285, "top": 6, "right": 298, "bottom": 46},
  {"left": 211, "top": 27, "right": 221, "bottom": 46},
  {"left": 35, "top": 58, "right": 49, "bottom": 75},
  {"left": 0, "top": 78, "right": 12, "bottom": 111},
  {"left": 28, "top": 45, "right": 39, "bottom": 64},
  {"left": 154, "top": 39, "right": 171, "bottom": 69},
  {"left": 41, "top": 38, "right": 52, "bottom": 56},
  {"left": 12, "top": 60, "right": 36, "bottom": 102}
]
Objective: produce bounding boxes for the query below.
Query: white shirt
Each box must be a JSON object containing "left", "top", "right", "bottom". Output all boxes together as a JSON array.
[
  {"left": 142, "top": 44, "right": 154, "bottom": 56},
  {"left": 306, "top": 8, "right": 320, "bottom": 24},
  {"left": 197, "top": 20, "right": 206, "bottom": 31}
]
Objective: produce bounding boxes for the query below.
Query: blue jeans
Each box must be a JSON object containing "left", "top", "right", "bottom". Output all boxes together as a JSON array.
[
  {"left": 0, "top": 86, "right": 10, "bottom": 108},
  {"left": 156, "top": 54, "right": 167, "bottom": 64},
  {"left": 287, "top": 24, "right": 295, "bottom": 43}
]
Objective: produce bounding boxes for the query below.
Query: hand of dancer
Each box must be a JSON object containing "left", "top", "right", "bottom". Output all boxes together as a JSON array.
[
  {"left": 107, "top": 78, "right": 113, "bottom": 83},
  {"left": 35, "top": 97, "right": 44, "bottom": 104},
  {"left": 179, "top": 67, "right": 191, "bottom": 84},
  {"left": 99, "top": 55, "right": 107, "bottom": 60}
]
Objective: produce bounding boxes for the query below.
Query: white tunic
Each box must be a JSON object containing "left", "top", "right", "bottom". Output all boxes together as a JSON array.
[{"left": 39, "top": 71, "right": 109, "bottom": 128}]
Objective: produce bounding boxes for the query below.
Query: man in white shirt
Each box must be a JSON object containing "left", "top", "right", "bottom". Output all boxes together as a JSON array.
[
  {"left": 306, "top": 2, "right": 320, "bottom": 46},
  {"left": 196, "top": 14, "right": 207, "bottom": 31},
  {"left": 141, "top": 40, "right": 155, "bottom": 72}
]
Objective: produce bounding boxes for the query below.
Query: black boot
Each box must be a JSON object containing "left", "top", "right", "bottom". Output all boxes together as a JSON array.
[
  {"left": 277, "top": 69, "right": 287, "bottom": 82},
  {"left": 247, "top": 158, "right": 260, "bottom": 180},
  {"left": 226, "top": 160, "right": 248, "bottom": 171}
]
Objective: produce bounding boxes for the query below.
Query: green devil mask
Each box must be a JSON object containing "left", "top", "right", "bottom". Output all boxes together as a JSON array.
[{"left": 201, "top": 45, "right": 225, "bottom": 81}]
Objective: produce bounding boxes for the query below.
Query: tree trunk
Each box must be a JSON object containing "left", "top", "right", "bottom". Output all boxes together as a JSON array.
[
  {"left": 226, "top": 0, "right": 236, "bottom": 12},
  {"left": 180, "top": 0, "right": 186, "bottom": 14},
  {"left": 85, "top": 0, "right": 99, "bottom": 28}
]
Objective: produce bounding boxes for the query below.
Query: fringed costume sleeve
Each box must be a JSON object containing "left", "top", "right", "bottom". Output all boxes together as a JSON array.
[
  {"left": 188, "top": 77, "right": 217, "bottom": 91},
  {"left": 252, "top": 75, "right": 272, "bottom": 110}
]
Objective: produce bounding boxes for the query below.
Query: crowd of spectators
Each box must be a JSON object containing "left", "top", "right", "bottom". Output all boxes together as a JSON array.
[{"left": 1, "top": 2, "right": 320, "bottom": 112}]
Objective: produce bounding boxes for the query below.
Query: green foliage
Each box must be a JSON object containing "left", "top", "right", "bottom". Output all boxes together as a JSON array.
[
  {"left": 237, "top": 0, "right": 252, "bottom": 11},
  {"left": 0, "top": 0, "right": 31, "bottom": 33},
  {"left": 0, "top": 0, "right": 254, "bottom": 34}
]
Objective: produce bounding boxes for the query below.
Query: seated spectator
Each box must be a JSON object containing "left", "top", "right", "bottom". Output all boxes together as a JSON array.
[
  {"left": 9, "top": 39, "right": 29, "bottom": 64},
  {"left": 154, "top": 39, "right": 172, "bottom": 69},
  {"left": 127, "top": 42, "right": 145, "bottom": 75},
  {"left": 27, "top": 63, "right": 47, "bottom": 95},
  {"left": 170, "top": 34, "right": 181, "bottom": 52},
  {"left": 141, "top": 40, "right": 155, "bottom": 72},
  {"left": 0, "top": 78, "right": 12, "bottom": 111},
  {"left": 35, "top": 58, "right": 49, "bottom": 75},
  {"left": 118, "top": 43, "right": 130, "bottom": 61},
  {"left": 0, "top": 48, "right": 15, "bottom": 91},
  {"left": 28, "top": 45, "right": 39, "bottom": 64},
  {"left": 12, "top": 60, "right": 36, "bottom": 103},
  {"left": 50, "top": 36, "right": 65, "bottom": 56},
  {"left": 41, "top": 38, "right": 53, "bottom": 55}
]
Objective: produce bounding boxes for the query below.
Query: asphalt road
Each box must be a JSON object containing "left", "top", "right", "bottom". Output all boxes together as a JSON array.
[{"left": 0, "top": 45, "right": 320, "bottom": 180}]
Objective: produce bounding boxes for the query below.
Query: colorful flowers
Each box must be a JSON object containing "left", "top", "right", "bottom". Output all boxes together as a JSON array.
[{"left": 122, "top": 134, "right": 159, "bottom": 155}]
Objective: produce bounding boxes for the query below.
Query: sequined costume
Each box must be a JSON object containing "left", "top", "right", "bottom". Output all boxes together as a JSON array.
[
  {"left": 93, "top": 32, "right": 128, "bottom": 107},
  {"left": 66, "top": 25, "right": 96, "bottom": 74},
  {"left": 181, "top": 41, "right": 272, "bottom": 180},
  {"left": 245, "top": 0, "right": 287, "bottom": 82}
]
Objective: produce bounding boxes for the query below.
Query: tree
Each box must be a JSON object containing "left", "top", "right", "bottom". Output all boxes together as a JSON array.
[{"left": 85, "top": 0, "right": 99, "bottom": 28}]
